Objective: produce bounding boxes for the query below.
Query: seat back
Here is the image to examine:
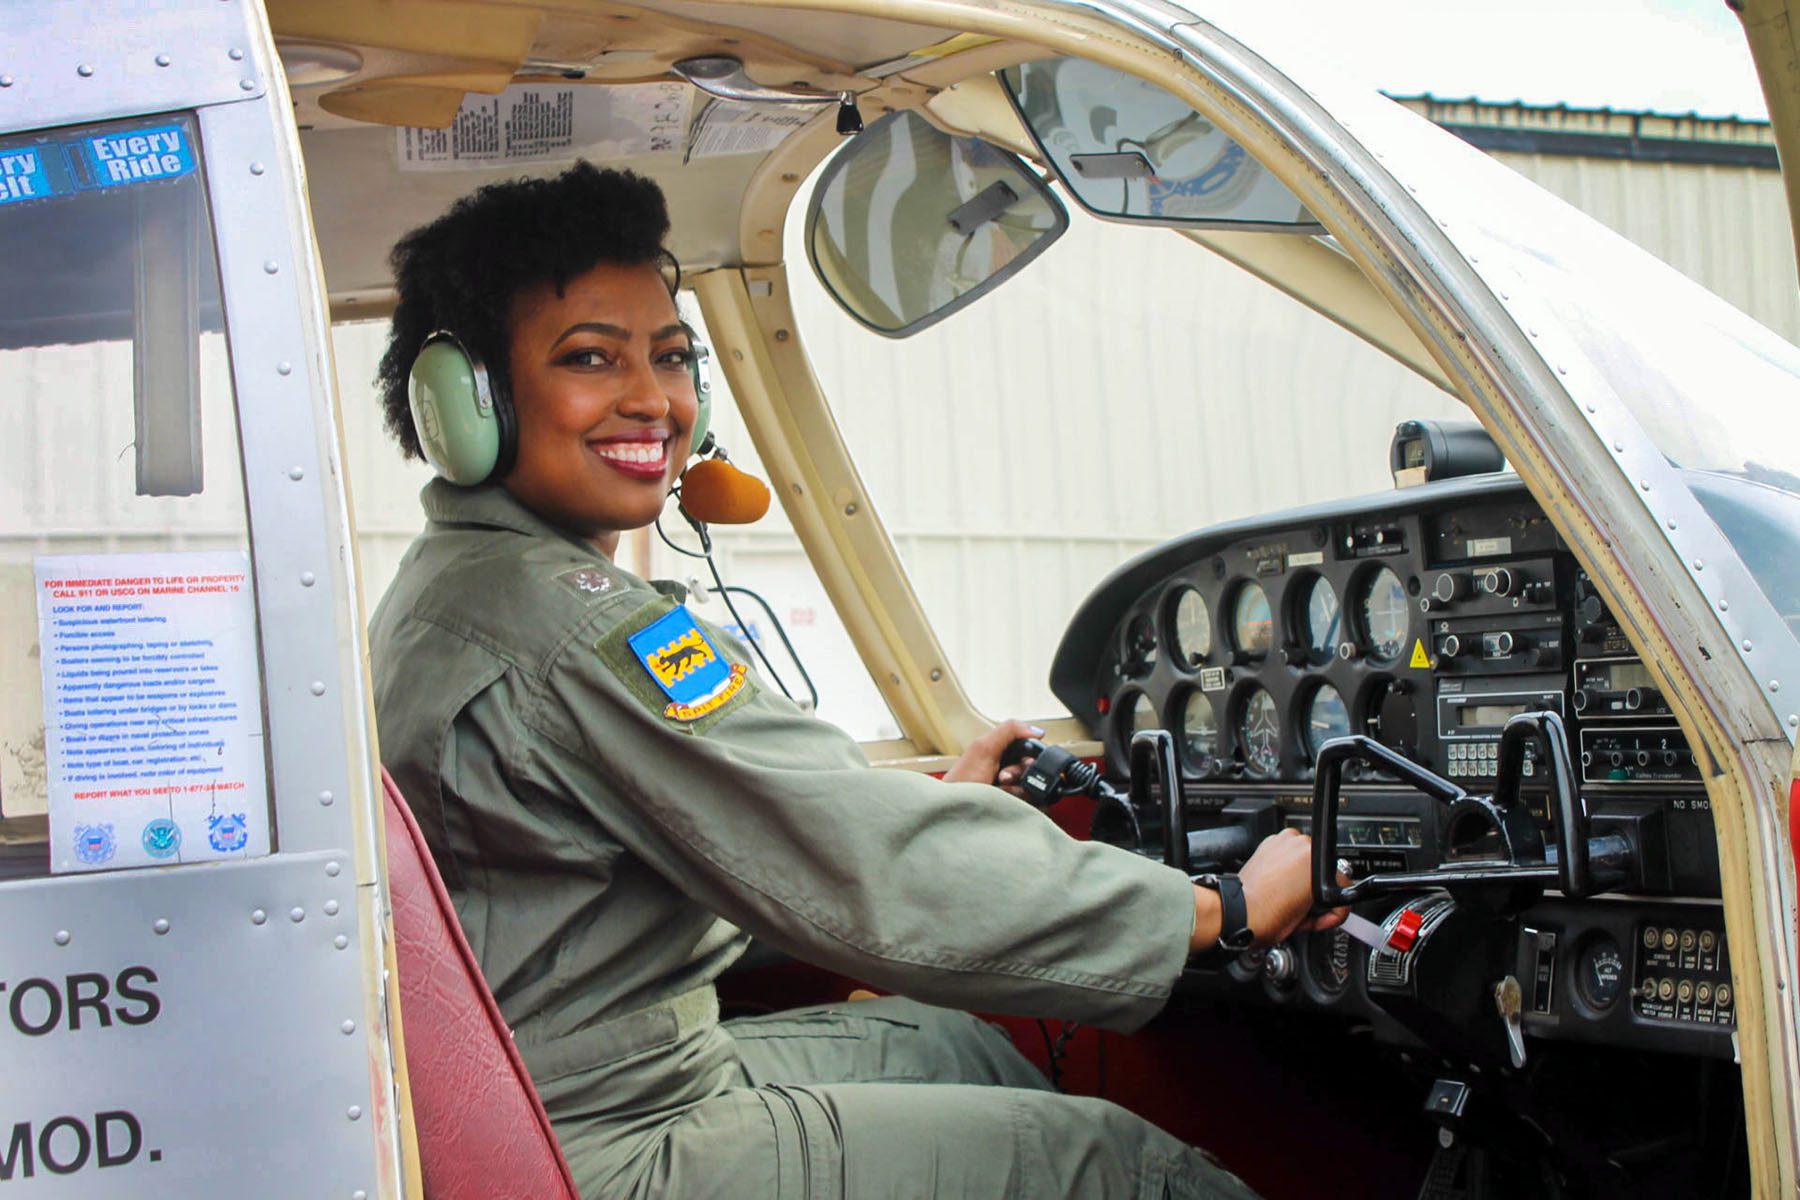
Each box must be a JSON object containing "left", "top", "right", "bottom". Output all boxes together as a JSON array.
[{"left": 382, "top": 769, "right": 580, "bottom": 1200}]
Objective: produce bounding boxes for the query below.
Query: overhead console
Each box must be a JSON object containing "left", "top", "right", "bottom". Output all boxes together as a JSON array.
[{"left": 1048, "top": 473, "right": 1730, "bottom": 1061}]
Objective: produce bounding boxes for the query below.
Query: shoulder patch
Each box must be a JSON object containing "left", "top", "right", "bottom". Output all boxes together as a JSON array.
[
  {"left": 598, "top": 601, "right": 757, "bottom": 731},
  {"left": 555, "top": 564, "right": 619, "bottom": 600}
]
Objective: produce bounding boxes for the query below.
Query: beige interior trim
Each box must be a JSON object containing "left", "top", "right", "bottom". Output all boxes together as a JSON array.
[
  {"left": 1739, "top": 0, "right": 1800, "bottom": 283},
  {"left": 692, "top": 266, "right": 988, "bottom": 754}
]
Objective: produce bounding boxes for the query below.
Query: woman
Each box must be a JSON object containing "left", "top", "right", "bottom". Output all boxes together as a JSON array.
[{"left": 370, "top": 161, "right": 1334, "bottom": 1198}]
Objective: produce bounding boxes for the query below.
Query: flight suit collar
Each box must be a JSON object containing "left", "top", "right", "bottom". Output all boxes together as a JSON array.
[{"left": 421, "top": 479, "right": 598, "bottom": 552}]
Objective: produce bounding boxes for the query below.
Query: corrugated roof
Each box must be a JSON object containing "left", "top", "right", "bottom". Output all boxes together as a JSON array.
[{"left": 1388, "top": 93, "right": 1778, "bottom": 168}]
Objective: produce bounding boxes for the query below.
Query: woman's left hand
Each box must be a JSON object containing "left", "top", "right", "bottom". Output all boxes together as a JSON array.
[{"left": 942, "top": 719, "right": 1046, "bottom": 799}]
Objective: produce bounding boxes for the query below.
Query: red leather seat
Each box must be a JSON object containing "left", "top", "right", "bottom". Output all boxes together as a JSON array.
[{"left": 382, "top": 768, "right": 581, "bottom": 1200}]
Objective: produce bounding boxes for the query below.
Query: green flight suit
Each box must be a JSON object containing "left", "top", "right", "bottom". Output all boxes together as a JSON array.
[{"left": 370, "top": 481, "right": 1258, "bottom": 1199}]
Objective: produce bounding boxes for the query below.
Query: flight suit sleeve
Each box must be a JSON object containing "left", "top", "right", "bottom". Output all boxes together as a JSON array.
[{"left": 520, "top": 592, "right": 1197, "bottom": 1032}]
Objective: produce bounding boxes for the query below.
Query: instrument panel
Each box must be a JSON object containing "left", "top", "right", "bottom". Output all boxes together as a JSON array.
[{"left": 1048, "top": 474, "right": 1731, "bottom": 1060}]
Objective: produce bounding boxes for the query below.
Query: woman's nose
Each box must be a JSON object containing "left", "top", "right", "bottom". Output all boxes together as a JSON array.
[{"left": 614, "top": 356, "right": 672, "bottom": 420}]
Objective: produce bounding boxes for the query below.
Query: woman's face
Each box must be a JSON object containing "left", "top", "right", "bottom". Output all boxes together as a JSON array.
[{"left": 502, "top": 261, "right": 697, "bottom": 556}]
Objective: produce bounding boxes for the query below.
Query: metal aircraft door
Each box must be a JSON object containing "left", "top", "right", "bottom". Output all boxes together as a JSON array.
[{"left": 0, "top": 2, "right": 404, "bottom": 1195}]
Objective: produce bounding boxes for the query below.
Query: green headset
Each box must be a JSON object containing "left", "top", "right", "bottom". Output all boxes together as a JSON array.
[{"left": 408, "top": 331, "right": 713, "bottom": 486}]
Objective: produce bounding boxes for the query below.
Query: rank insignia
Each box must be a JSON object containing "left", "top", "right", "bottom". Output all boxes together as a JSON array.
[
  {"left": 556, "top": 565, "right": 615, "bottom": 599},
  {"left": 626, "top": 605, "right": 750, "bottom": 722}
]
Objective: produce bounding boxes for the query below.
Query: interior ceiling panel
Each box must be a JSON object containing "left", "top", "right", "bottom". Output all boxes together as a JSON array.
[
  {"left": 636, "top": 1, "right": 954, "bottom": 68},
  {"left": 300, "top": 122, "right": 761, "bottom": 302}
]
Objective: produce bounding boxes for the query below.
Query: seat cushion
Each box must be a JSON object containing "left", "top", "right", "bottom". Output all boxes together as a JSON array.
[{"left": 383, "top": 768, "right": 579, "bottom": 1200}]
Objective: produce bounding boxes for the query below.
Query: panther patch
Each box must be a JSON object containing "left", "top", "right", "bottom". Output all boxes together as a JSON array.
[{"left": 626, "top": 605, "right": 750, "bottom": 722}]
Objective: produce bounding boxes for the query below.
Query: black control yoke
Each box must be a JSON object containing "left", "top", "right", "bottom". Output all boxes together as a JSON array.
[
  {"left": 1127, "top": 729, "right": 1275, "bottom": 874},
  {"left": 1310, "top": 711, "right": 1631, "bottom": 907}
]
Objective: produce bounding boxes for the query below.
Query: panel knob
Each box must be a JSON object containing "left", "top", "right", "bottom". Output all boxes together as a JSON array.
[
  {"left": 1431, "top": 572, "right": 1470, "bottom": 605},
  {"left": 1482, "top": 568, "right": 1523, "bottom": 597},
  {"left": 1440, "top": 634, "right": 1463, "bottom": 658},
  {"left": 1263, "top": 945, "right": 1298, "bottom": 987}
]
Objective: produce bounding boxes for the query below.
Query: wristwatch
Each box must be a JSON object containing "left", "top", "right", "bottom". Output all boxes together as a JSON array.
[{"left": 1194, "top": 873, "right": 1255, "bottom": 952}]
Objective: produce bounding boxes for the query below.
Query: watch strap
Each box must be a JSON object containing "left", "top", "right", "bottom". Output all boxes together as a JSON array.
[{"left": 1199, "top": 873, "right": 1254, "bottom": 951}]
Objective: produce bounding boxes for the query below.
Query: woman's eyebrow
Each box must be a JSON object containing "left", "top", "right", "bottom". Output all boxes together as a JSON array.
[
  {"left": 549, "top": 320, "right": 695, "bottom": 349},
  {"left": 551, "top": 321, "right": 629, "bottom": 349}
]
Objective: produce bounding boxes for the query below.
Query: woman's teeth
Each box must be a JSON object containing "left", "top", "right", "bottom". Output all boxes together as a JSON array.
[{"left": 594, "top": 442, "right": 665, "bottom": 465}]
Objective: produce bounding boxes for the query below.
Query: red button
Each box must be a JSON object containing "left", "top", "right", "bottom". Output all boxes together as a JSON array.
[{"left": 1388, "top": 908, "right": 1424, "bottom": 953}]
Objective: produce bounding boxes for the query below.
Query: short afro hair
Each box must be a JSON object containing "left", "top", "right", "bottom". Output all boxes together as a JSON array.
[{"left": 375, "top": 161, "right": 674, "bottom": 460}]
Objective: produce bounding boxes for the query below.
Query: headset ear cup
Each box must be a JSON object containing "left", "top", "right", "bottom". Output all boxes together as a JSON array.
[
  {"left": 689, "top": 342, "right": 713, "bottom": 458},
  {"left": 410, "top": 334, "right": 501, "bottom": 485}
]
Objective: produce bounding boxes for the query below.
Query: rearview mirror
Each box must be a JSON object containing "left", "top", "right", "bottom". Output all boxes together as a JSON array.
[{"left": 806, "top": 109, "right": 1068, "bottom": 337}]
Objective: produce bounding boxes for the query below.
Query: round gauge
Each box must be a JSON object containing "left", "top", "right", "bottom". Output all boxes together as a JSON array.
[
  {"left": 1237, "top": 686, "right": 1281, "bottom": 777},
  {"left": 1169, "top": 587, "right": 1211, "bottom": 667},
  {"left": 1123, "top": 613, "right": 1157, "bottom": 675},
  {"left": 1179, "top": 689, "right": 1218, "bottom": 771},
  {"left": 1364, "top": 677, "right": 1420, "bottom": 757},
  {"left": 1113, "top": 689, "right": 1161, "bottom": 775},
  {"left": 1231, "top": 584, "right": 1273, "bottom": 657},
  {"left": 1299, "top": 576, "right": 1341, "bottom": 662},
  {"left": 1576, "top": 935, "right": 1626, "bottom": 1013},
  {"left": 1304, "top": 684, "right": 1351, "bottom": 761},
  {"left": 1358, "top": 567, "right": 1410, "bottom": 663},
  {"left": 1130, "top": 691, "right": 1159, "bottom": 735}
]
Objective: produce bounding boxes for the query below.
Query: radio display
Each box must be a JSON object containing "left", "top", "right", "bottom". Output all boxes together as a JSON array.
[
  {"left": 1582, "top": 661, "right": 1655, "bottom": 692},
  {"left": 1458, "top": 703, "right": 1529, "bottom": 728}
]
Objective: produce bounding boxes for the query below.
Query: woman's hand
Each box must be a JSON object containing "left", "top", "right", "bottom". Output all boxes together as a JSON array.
[
  {"left": 942, "top": 719, "right": 1046, "bottom": 799},
  {"left": 1188, "top": 829, "right": 1349, "bottom": 953}
]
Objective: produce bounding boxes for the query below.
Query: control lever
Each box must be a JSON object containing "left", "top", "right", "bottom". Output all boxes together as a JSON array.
[
  {"left": 1120, "top": 731, "right": 1281, "bottom": 874},
  {"left": 1493, "top": 975, "right": 1526, "bottom": 1069},
  {"left": 1310, "top": 711, "right": 1632, "bottom": 910},
  {"left": 1000, "top": 738, "right": 1143, "bottom": 850}
]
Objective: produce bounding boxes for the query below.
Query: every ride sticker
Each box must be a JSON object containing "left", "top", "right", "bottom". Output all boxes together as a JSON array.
[
  {"left": 627, "top": 605, "right": 749, "bottom": 722},
  {"left": 71, "top": 125, "right": 196, "bottom": 190},
  {"left": 34, "top": 551, "right": 270, "bottom": 874},
  {"left": 0, "top": 119, "right": 199, "bottom": 210}
]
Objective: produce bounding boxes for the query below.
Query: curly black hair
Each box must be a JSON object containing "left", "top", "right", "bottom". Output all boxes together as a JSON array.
[{"left": 375, "top": 161, "right": 674, "bottom": 460}]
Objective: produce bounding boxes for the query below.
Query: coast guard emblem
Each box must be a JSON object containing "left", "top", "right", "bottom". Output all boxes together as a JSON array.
[
  {"left": 74, "top": 823, "right": 117, "bottom": 865},
  {"left": 627, "top": 605, "right": 750, "bottom": 722},
  {"left": 207, "top": 811, "right": 249, "bottom": 853}
]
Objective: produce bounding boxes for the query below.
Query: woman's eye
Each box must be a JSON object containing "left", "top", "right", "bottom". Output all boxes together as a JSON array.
[
  {"left": 562, "top": 348, "right": 612, "bottom": 367},
  {"left": 658, "top": 347, "right": 696, "bottom": 368}
]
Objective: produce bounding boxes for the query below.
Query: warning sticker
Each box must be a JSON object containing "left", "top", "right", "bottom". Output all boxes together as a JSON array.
[
  {"left": 35, "top": 551, "right": 270, "bottom": 873},
  {"left": 396, "top": 83, "right": 690, "bottom": 171},
  {"left": 687, "top": 100, "right": 814, "bottom": 160},
  {"left": 1409, "top": 639, "right": 1433, "bottom": 669}
]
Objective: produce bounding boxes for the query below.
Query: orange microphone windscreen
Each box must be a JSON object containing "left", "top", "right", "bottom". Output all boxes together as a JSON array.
[{"left": 680, "top": 457, "right": 772, "bottom": 524}]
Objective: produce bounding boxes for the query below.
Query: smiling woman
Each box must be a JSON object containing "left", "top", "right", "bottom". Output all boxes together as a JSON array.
[{"left": 499, "top": 264, "right": 700, "bottom": 554}]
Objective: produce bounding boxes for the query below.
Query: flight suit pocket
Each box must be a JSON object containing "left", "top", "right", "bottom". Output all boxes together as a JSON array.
[
  {"left": 726, "top": 1006, "right": 927, "bottom": 1086},
  {"left": 520, "top": 1005, "right": 681, "bottom": 1084}
]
